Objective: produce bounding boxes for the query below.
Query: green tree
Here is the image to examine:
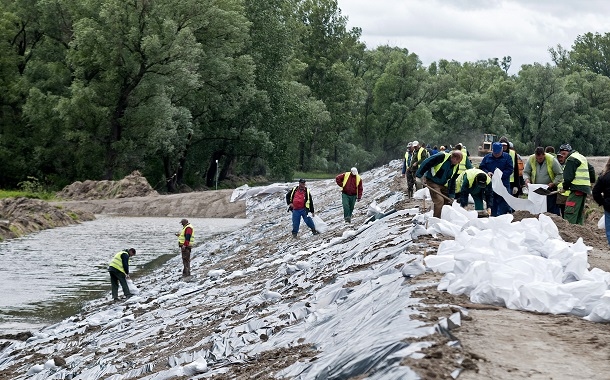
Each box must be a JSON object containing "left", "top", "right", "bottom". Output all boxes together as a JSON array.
[
  {"left": 568, "top": 32, "right": 610, "bottom": 78},
  {"left": 508, "top": 63, "right": 576, "bottom": 152},
  {"left": 564, "top": 70, "right": 610, "bottom": 155},
  {"left": 295, "top": 0, "right": 364, "bottom": 172},
  {"left": 371, "top": 49, "right": 432, "bottom": 162}
]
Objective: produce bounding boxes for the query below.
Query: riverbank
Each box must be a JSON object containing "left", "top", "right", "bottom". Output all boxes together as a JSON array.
[
  {"left": 1, "top": 161, "right": 610, "bottom": 379},
  {"left": 53, "top": 189, "right": 246, "bottom": 218},
  {"left": 0, "top": 197, "right": 95, "bottom": 241},
  {"left": 0, "top": 172, "right": 246, "bottom": 241}
]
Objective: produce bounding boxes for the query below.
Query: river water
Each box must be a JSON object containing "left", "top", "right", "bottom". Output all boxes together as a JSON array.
[{"left": 0, "top": 215, "right": 250, "bottom": 335}]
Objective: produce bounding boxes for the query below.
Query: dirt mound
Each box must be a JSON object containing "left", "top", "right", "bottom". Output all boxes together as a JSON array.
[
  {"left": 56, "top": 171, "right": 158, "bottom": 200},
  {"left": 512, "top": 203, "right": 607, "bottom": 251},
  {"left": 0, "top": 197, "right": 95, "bottom": 241}
]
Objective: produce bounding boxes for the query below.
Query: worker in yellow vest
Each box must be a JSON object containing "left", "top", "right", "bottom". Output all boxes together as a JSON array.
[
  {"left": 558, "top": 144, "right": 596, "bottom": 225},
  {"left": 523, "top": 146, "right": 563, "bottom": 215},
  {"left": 449, "top": 168, "right": 492, "bottom": 212},
  {"left": 108, "top": 248, "right": 136, "bottom": 301},
  {"left": 335, "top": 167, "right": 363, "bottom": 223},
  {"left": 286, "top": 179, "right": 318, "bottom": 238},
  {"left": 177, "top": 219, "right": 195, "bottom": 277},
  {"left": 409, "top": 141, "right": 429, "bottom": 191}
]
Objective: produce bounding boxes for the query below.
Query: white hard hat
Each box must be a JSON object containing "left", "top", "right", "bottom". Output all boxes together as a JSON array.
[
  {"left": 412, "top": 140, "right": 419, "bottom": 146},
  {"left": 351, "top": 167, "right": 358, "bottom": 175}
]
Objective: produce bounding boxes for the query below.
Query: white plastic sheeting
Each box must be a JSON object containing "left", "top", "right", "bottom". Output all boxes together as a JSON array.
[
  {"left": 425, "top": 202, "right": 610, "bottom": 321},
  {"left": 490, "top": 168, "right": 547, "bottom": 214}
]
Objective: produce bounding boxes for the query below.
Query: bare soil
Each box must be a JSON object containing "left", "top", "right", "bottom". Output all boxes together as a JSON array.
[{"left": 389, "top": 169, "right": 610, "bottom": 380}]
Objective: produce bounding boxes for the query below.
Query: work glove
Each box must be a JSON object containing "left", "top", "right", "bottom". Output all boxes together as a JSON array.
[{"left": 512, "top": 187, "right": 518, "bottom": 195}]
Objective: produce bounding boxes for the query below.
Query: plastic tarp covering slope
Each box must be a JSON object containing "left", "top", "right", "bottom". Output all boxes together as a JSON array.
[{"left": 1, "top": 161, "right": 465, "bottom": 380}]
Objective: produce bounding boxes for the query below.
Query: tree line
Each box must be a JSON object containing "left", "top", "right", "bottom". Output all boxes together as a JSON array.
[{"left": 1, "top": 0, "right": 609, "bottom": 192}]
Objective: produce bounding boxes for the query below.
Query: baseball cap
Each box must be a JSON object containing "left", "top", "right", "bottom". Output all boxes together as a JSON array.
[
  {"left": 475, "top": 173, "right": 488, "bottom": 188},
  {"left": 492, "top": 142, "right": 503, "bottom": 154},
  {"left": 298, "top": 178, "right": 306, "bottom": 183},
  {"left": 407, "top": 142, "right": 413, "bottom": 148},
  {"left": 412, "top": 140, "right": 419, "bottom": 147},
  {"left": 180, "top": 218, "right": 188, "bottom": 224},
  {"left": 559, "top": 143, "right": 572, "bottom": 152}
]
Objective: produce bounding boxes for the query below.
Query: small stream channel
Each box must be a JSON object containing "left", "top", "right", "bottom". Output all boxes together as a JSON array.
[{"left": 0, "top": 215, "right": 250, "bottom": 334}]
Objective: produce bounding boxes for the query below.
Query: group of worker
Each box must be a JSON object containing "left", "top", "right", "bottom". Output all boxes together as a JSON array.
[
  {"left": 107, "top": 218, "right": 194, "bottom": 301},
  {"left": 286, "top": 167, "right": 364, "bottom": 238},
  {"left": 401, "top": 137, "right": 603, "bottom": 228}
]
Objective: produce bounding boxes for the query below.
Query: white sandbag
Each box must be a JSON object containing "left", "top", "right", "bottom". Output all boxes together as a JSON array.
[
  {"left": 127, "top": 279, "right": 140, "bottom": 295},
  {"left": 367, "top": 201, "right": 382, "bottom": 216},
  {"left": 598, "top": 215, "right": 605, "bottom": 229},
  {"left": 559, "top": 280, "right": 608, "bottom": 316},
  {"left": 584, "top": 290, "right": 610, "bottom": 322},
  {"left": 413, "top": 187, "right": 431, "bottom": 200},
  {"left": 312, "top": 215, "right": 329, "bottom": 233},
  {"left": 507, "top": 281, "right": 580, "bottom": 314}
]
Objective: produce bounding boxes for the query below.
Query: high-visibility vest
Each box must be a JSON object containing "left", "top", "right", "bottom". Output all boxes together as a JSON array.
[
  {"left": 456, "top": 168, "right": 489, "bottom": 192},
  {"left": 457, "top": 148, "right": 469, "bottom": 175},
  {"left": 289, "top": 187, "right": 311, "bottom": 209},
  {"left": 416, "top": 147, "right": 426, "bottom": 162},
  {"left": 570, "top": 151, "right": 590, "bottom": 187},
  {"left": 528, "top": 153, "right": 556, "bottom": 182},
  {"left": 109, "top": 251, "right": 129, "bottom": 274},
  {"left": 430, "top": 152, "right": 458, "bottom": 183},
  {"left": 342, "top": 172, "right": 361, "bottom": 188},
  {"left": 508, "top": 150, "right": 516, "bottom": 181},
  {"left": 178, "top": 223, "right": 195, "bottom": 245}
]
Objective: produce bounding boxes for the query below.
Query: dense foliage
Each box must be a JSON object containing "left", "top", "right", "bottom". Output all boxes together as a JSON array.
[{"left": 1, "top": 0, "right": 609, "bottom": 191}]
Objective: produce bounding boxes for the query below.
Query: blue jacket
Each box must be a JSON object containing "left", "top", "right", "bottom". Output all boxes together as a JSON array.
[{"left": 479, "top": 152, "right": 513, "bottom": 189}]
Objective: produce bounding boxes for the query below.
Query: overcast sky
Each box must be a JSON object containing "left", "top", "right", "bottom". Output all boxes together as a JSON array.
[{"left": 336, "top": 0, "right": 610, "bottom": 74}]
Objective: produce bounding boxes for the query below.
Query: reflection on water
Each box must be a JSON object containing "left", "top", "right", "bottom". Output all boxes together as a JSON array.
[{"left": 0, "top": 215, "right": 249, "bottom": 334}]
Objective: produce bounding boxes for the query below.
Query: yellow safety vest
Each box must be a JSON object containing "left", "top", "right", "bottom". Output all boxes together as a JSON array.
[
  {"left": 289, "top": 187, "right": 311, "bottom": 210},
  {"left": 416, "top": 147, "right": 426, "bottom": 162},
  {"left": 508, "top": 150, "right": 516, "bottom": 182},
  {"left": 457, "top": 147, "right": 468, "bottom": 175},
  {"left": 430, "top": 153, "right": 458, "bottom": 183},
  {"left": 109, "top": 251, "right": 129, "bottom": 274},
  {"left": 528, "top": 153, "right": 556, "bottom": 182},
  {"left": 570, "top": 151, "right": 590, "bottom": 186},
  {"left": 341, "top": 172, "right": 361, "bottom": 188},
  {"left": 457, "top": 168, "right": 490, "bottom": 192},
  {"left": 178, "top": 223, "right": 195, "bottom": 245}
]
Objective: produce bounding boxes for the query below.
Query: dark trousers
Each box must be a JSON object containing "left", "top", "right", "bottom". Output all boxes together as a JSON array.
[
  {"left": 406, "top": 170, "right": 416, "bottom": 197},
  {"left": 490, "top": 192, "right": 511, "bottom": 217},
  {"left": 342, "top": 193, "right": 357, "bottom": 219},
  {"left": 109, "top": 267, "right": 131, "bottom": 300},
  {"left": 546, "top": 193, "right": 560, "bottom": 216},
  {"left": 291, "top": 208, "right": 316, "bottom": 234},
  {"left": 565, "top": 192, "right": 586, "bottom": 225},
  {"left": 181, "top": 245, "right": 191, "bottom": 277}
]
